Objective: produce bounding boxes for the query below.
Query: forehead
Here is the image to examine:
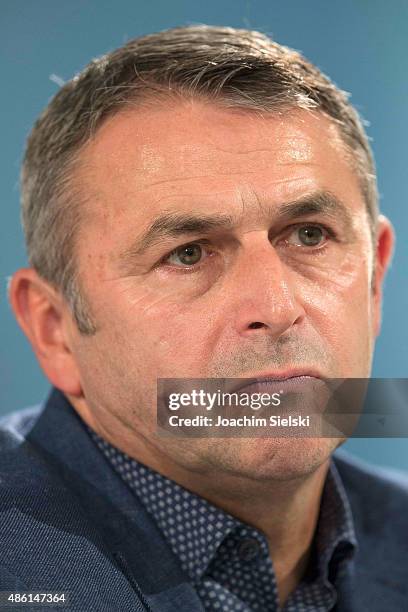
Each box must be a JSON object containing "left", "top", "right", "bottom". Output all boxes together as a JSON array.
[{"left": 76, "top": 100, "right": 364, "bottom": 239}]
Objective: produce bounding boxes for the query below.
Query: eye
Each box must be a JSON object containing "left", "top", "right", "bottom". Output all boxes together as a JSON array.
[
  {"left": 286, "top": 224, "right": 328, "bottom": 248},
  {"left": 164, "top": 242, "right": 211, "bottom": 267}
]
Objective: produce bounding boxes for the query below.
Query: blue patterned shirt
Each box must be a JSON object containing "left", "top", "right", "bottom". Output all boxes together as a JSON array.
[{"left": 88, "top": 427, "right": 357, "bottom": 612}]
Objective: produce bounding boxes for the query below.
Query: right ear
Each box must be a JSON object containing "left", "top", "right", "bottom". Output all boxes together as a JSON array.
[{"left": 9, "top": 268, "right": 83, "bottom": 397}]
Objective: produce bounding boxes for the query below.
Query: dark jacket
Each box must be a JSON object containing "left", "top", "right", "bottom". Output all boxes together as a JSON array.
[{"left": 0, "top": 388, "right": 407, "bottom": 611}]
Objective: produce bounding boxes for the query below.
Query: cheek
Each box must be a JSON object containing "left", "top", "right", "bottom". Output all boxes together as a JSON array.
[
  {"left": 298, "top": 253, "right": 373, "bottom": 372},
  {"left": 101, "top": 279, "right": 218, "bottom": 375}
]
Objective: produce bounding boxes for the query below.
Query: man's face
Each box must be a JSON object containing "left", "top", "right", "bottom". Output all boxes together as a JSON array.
[{"left": 68, "top": 101, "right": 381, "bottom": 480}]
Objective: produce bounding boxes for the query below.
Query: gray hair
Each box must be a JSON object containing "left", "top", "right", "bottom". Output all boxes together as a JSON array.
[{"left": 20, "top": 24, "right": 378, "bottom": 335}]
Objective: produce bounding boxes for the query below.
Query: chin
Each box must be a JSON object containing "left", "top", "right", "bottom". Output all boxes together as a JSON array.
[{"left": 210, "top": 436, "right": 343, "bottom": 482}]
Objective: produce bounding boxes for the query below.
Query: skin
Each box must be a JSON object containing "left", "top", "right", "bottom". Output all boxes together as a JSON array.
[{"left": 10, "top": 100, "right": 394, "bottom": 605}]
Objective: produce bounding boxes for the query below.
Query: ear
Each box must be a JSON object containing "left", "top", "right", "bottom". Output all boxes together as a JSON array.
[
  {"left": 372, "top": 215, "right": 395, "bottom": 337},
  {"left": 9, "top": 268, "right": 83, "bottom": 397}
]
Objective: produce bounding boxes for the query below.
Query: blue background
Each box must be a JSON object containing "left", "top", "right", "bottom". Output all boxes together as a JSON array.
[{"left": 1, "top": 0, "right": 407, "bottom": 469}]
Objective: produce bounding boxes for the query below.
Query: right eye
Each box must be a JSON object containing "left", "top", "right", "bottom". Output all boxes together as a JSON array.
[{"left": 162, "top": 242, "right": 213, "bottom": 268}]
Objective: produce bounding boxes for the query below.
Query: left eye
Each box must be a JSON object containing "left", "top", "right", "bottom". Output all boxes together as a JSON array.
[
  {"left": 287, "top": 225, "right": 327, "bottom": 247},
  {"left": 165, "top": 243, "right": 210, "bottom": 267}
]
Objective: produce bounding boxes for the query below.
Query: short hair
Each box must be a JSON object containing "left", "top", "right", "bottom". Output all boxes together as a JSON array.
[{"left": 20, "top": 24, "right": 378, "bottom": 335}]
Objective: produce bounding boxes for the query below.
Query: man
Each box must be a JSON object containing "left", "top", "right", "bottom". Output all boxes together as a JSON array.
[{"left": 1, "top": 24, "right": 406, "bottom": 612}]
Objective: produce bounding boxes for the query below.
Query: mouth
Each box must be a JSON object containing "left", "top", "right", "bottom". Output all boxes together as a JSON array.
[{"left": 228, "top": 370, "right": 324, "bottom": 395}]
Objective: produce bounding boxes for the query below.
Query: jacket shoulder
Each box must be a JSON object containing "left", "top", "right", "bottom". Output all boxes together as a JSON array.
[
  {"left": 0, "top": 403, "right": 55, "bottom": 502},
  {"left": 333, "top": 448, "right": 408, "bottom": 535},
  {"left": 334, "top": 448, "right": 408, "bottom": 494},
  {"left": 0, "top": 404, "right": 44, "bottom": 446}
]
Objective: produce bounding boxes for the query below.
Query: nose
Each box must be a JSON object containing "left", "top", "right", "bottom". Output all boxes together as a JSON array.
[{"left": 229, "top": 234, "right": 305, "bottom": 340}]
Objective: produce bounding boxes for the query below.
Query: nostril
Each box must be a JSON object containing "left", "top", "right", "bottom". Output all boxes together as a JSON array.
[{"left": 248, "top": 321, "right": 264, "bottom": 329}]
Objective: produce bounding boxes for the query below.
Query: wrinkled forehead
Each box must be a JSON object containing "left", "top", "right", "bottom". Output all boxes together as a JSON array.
[{"left": 75, "top": 101, "right": 364, "bottom": 229}]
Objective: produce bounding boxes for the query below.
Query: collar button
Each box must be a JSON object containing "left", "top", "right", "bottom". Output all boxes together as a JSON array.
[{"left": 237, "top": 538, "right": 260, "bottom": 561}]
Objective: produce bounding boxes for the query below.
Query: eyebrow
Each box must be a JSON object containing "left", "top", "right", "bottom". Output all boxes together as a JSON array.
[{"left": 117, "top": 190, "right": 354, "bottom": 267}]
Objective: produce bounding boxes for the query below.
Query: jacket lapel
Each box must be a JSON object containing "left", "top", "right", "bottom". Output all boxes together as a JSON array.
[
  {"left": 333, "top": 451, "right": 408, "bottom": 610},
  {"left": 19, "top": 387, "right": 204, "bottom": 612}
]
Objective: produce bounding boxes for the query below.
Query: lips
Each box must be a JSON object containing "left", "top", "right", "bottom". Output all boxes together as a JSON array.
[{"left": 228, "top": 371, "right": 324, "bottom": 395}]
